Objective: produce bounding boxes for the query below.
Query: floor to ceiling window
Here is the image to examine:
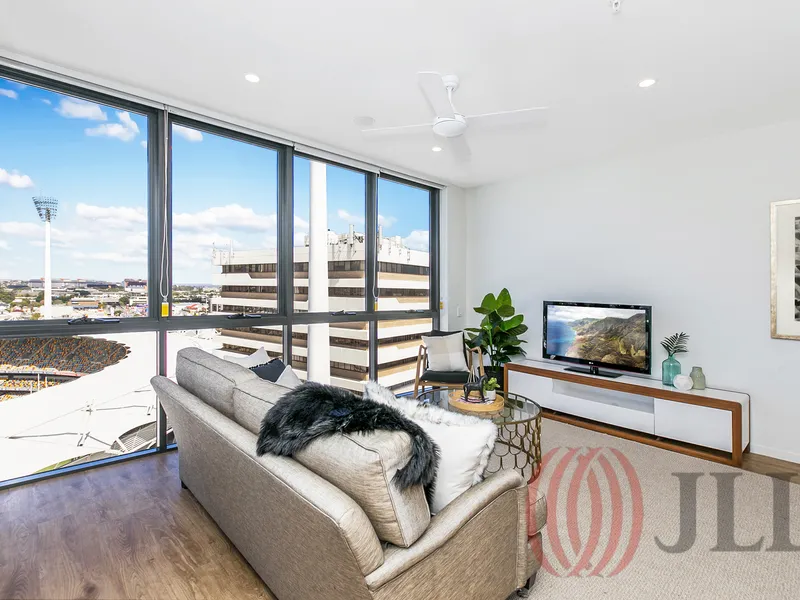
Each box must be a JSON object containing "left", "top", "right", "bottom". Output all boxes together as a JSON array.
[
  {"left": 0, "top": 64, "right": 439, "bottom": 489},
  {"left": 0, "top": 75, "right": 150, "bottom": 320}
]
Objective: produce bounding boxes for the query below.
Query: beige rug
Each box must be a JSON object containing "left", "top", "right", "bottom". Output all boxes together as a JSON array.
[{"left": 531, "top": 419, "right": 800, "bottom": 599}]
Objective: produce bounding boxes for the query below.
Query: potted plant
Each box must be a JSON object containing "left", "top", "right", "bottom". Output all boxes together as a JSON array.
[
  {"left": 466, "top": 288, "right": 527, "bottom": 387},
  {"left": 661, "top": 332, "right": 689, "bottom": 386},
  {"left": 483, "top": 377, "right": 499, "bottom": 400}
]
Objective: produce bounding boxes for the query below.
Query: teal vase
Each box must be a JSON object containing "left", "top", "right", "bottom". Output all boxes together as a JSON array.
[{"left": 662, "top": 355, "right": 681, "bottom": 386}]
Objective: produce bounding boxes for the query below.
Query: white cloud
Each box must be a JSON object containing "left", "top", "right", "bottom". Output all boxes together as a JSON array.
[
  {"left": 0, "top": 222, "right": 42, "bottom": 237},
  {"left": 402, "top": 229, "right": 429, "bottom": 251},
  {"left": 0, "top": 89, "right": 18, "bottom": 100},
  {"left": 85, "top": 110, "right": 140, "bottom": 142},
  {"left": 295, "top": 215, "right": 309, "bottom": 231},
  {"left": 41, "top": 98, "right": 52, "bottom": 105},
  {"left": 174, "top": 204, "right": 277, "bottom": 232},
  {"left": 140, "top": 141, "right": 147, "bottom": 149},
  {"left": 173, "top": 125, "right": 203, "bottom": 142},
  {"left": 72, "top": 251, "right": 146, "bottom": 264},
  {"left": 336, "top": 209, "right": 364, "bottom": 225},
  {"left": 75, "top": 203, "right": 146, "bottom": 229},
  {"left": 55, "top": 98, "right": 107, "bottom": 121},
  {"left": 0, "top": 168, "right": 35, "bottom": 189},
  {"left": 0, "top": 240, "right": 9, "bottom": 250},
  {"left": 378, "top": 214, "right": 397, "bottom": 228}
]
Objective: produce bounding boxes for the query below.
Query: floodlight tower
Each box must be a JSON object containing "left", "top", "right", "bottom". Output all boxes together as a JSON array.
[{"left": 32, "top": 196, "right": 58, "bottom": 320}]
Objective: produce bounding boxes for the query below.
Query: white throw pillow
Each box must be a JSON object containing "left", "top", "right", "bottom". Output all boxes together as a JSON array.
[
  {"left": 218, "top": 346, "right": 270, "bottom": 369},
  {"left": 422, "top": 332, "right": 468, "bottom": 372},
  {"left": 275, "top": 365, "right": 302, "bottom": 389},
  {"left": 363, "top": 381, "right": 497, "bottom": 514}
]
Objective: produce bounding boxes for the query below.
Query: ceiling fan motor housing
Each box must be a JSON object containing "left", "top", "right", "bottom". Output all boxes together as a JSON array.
[{"left": 433, "top": 114, "right": 467, "bottom": 138}]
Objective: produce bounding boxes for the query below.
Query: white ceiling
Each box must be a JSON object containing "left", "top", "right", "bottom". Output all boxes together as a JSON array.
[{"left": 2, "top": 0, "right": 800, "bottom": 187}]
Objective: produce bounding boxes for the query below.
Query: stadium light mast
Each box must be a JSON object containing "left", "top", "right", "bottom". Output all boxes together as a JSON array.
[{"left": 32, "top": 196, "right": 58, "bottom": 320}]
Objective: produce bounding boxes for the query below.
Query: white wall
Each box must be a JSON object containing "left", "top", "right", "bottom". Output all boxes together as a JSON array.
[{"left": 463, "top": 119, "right": 800, "bottom": 462}]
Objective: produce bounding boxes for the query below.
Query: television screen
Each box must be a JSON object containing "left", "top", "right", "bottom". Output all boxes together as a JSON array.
[{"left": 543, "top": 302, "right": 651, "bottom": 374}]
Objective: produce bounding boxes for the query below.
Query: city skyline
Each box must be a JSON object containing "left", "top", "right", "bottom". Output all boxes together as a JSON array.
[{"left": 0, "top": 76, "right": 430, "bottom": 284}]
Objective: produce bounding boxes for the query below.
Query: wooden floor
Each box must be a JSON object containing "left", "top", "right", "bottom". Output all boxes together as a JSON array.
[
  {"left": 743, "top": 451, "right": 800, "bottom": 484},
  {"left": 0, "top": 452, "right": 275, "bottom": 600}
]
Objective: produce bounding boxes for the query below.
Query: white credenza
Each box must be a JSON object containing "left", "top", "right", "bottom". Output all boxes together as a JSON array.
[{"left": 506, "top": 359, "right": 750, "bottom": 466}]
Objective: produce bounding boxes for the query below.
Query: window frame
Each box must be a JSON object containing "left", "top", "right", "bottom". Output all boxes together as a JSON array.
[{"left": 0, "top": 64, "right": 441, "bottom": 491}]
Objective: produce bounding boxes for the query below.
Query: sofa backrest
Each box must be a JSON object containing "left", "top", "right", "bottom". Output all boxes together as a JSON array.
[{"left": 175, "top": 347, "right": 258, "bottom": 418}]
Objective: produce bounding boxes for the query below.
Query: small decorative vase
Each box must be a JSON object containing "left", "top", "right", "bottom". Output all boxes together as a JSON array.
[
  {"left": 662, "top": 355, "right": 681, "bottom": 386},
  {"left": 673, "top": 375, "right": 694, "bottom": 391},
  {"left": 485, "top": 390, "right": 497, "bottom": 400},
  {"left": 690, "top": 367, "right": 706, "bottom": 390}
]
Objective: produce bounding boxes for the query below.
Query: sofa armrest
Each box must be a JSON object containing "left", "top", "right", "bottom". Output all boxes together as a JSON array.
[{"left": 365, "top": 469, "right": 528, "bottom": 590}]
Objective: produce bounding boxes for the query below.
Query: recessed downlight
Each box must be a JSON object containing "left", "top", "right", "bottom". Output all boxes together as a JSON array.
[
  {"left": 244, "top": 73, "right": 260, "bottom": 83},
  {"left": 432, "top": 146, "right": 442, "bottom": 152},
  {"left": 638, "top": 78, "right": 657, "bottom": 88}
]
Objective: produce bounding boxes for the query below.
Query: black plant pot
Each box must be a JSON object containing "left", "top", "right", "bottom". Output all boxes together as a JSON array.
[{"left": 484, "top": 367, "right": 505, "bottom": 390}]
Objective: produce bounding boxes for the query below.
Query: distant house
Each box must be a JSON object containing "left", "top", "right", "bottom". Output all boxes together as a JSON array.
[{"left": 124, "top": 279, "right": 147, "bottom": 293}]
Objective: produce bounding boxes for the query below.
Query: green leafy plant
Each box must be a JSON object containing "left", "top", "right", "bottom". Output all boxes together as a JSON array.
[
  {"left": 661, "top": 332, "right": 689, "bottom": 357},
  {"left": 466, "top": 288, "right": 528, "bottom": 371},
  {"left": 483, "top": 377, "right": 499, "bottom": 392}
]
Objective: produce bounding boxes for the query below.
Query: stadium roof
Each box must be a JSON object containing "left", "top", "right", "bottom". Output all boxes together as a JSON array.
[{"left": 0, "top": 331, "right": 220, "bottom": 481}]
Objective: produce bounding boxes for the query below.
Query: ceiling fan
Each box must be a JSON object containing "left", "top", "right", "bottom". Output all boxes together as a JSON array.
[{"left": 361, "top": 72, "right": 548, "bottom": 162}]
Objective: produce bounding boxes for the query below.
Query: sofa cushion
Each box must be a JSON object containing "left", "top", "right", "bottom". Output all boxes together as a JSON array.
[
  {"left": 250, "top": 358, "right": 286, "bottom": 382},
  {"left": 232, "top": 377, "right": 290, "bottom": 435},
  {"left": 175, "top": 348, "right": 258, "bottom": 418},
  {"left": 294, "top": 430, "right": 431, "bottom": 548},
  {"left": 364, "top": 381, "right": 498, "bottom": 514},
  {"left": 217, "top": 346, "right": 270, "bottom": 368},
  {"left": 275, "top": 365, "right": 302, "bottom": 389},
  {"left": 528, "top": 487, "right": 547, "bottom": 536}
]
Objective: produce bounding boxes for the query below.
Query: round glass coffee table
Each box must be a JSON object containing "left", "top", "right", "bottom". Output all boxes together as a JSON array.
[{"left": 415, "top": 388, "right": 543, "bottom": 482}]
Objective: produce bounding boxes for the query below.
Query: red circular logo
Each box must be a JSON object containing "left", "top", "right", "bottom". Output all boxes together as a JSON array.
[{"left": 530, "top": 447, "right": 643, "bottom": 577}]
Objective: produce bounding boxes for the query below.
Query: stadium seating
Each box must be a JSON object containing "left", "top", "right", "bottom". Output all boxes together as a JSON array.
[{"left": 0, "top": 336, "right": 129, "bottom": 376}]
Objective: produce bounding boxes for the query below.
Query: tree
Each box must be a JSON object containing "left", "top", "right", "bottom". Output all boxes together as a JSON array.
[
  {"left": 119, "top": 295, "right": 130, "bottom": 307},
  {"left": 35, "top": 291, "right": 44, "bottom": 303},
  {"left": 0, "top": 290, "right": 14, "bottom": 305},
  {"left": 30, "top": 313, "right": 42, "bottom": 320}
]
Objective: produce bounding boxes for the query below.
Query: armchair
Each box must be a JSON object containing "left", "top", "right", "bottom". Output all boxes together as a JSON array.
[{"left": 413, "top": 330, "right": 485, "bottom": 397}]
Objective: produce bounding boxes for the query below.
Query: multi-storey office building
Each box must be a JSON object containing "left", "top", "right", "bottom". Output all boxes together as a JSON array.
[{"left": 210, "top": 229, "right": 432, "bottom": 392}]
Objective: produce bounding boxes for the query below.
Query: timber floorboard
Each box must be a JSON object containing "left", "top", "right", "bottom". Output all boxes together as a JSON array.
[{"left": 0, "top": 452, "right": 275, "bottom": 600}]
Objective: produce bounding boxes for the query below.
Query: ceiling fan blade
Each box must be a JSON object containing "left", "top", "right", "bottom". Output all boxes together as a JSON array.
[
  {"left": 418, "top": 72, "right": 455, "bottom": 119},
  {"left": 361, "top": 122, "right": 432, "bottom": 139},
  {"left": 446, "top": 135, "right": 471, "bottom": 163},
  {"left": 466, "top": 106, "right": 549, "bottom": 130}
]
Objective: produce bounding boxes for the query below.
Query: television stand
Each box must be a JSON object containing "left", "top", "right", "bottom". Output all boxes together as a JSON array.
[
  {"left": 505, "top": 359, "right": 750, "bottom": 467},
  {"left": 564, "top": 365, "right": 622, "bottom": 379}
]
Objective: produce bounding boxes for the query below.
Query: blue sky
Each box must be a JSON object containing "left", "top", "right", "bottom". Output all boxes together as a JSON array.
[{"left": 0, "top": 76, "right": 429, "bottom": 284}]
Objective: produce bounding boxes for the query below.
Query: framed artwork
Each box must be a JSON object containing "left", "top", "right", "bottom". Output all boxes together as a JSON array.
[{"left": 770, "top": 199, "right": 800, "bottom": 340}]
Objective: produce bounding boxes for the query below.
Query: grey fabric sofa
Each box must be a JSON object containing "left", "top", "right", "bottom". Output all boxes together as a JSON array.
[{"left": 151, "top": 348, "right": 546, "bottom": 600}]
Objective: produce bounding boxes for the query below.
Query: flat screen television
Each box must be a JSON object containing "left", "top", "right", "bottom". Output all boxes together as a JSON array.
[{"left": 542, "top": 301, "right": 652, "bottom": 377}]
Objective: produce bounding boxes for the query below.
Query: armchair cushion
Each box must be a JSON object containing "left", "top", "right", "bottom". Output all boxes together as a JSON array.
[
  {"left": 422, "top": 332, "right": 469, "bottom": 372},
  {"left": 419, "top": 370, "right": 470, "bottom": 385}
]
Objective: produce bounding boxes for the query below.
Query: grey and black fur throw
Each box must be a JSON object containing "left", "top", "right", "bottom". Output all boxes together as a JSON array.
[{"left": 256, "top": 382, "right": 439, "bottom": 503}]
